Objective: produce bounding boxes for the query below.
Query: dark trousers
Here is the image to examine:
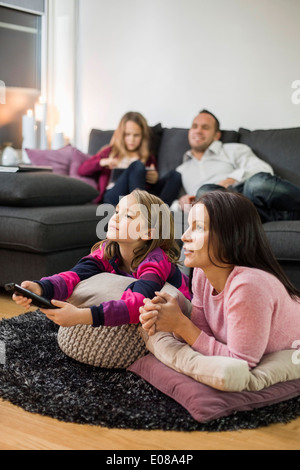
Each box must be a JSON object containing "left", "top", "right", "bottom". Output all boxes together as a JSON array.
[
  {"left": 150, "top": 170, "right": 182, "bottom": 206},
  {"left": 103, "top": 160, "right": 182, "bottom": 207},
  {"left": 196, "top": 172, "right": 300, "bottom": 223}
]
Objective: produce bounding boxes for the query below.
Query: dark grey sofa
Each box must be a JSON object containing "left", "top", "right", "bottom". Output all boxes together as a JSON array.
[
  {"left": 0, "top": 125, "right": 299, "bottom": 290},
  {"left": 89, "top": 125, "right": 300, "bottom": 290},
  {"left": 0, "top": 172, "right": 100, "bottom": 286}
]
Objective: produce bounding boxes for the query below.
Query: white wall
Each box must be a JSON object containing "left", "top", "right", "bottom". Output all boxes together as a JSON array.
[
  {"left": 47, "top": 0, "right": 76, "bottom": 143},
  {"left": 76, "top": 0, "right": 300, "bottom": 152}
]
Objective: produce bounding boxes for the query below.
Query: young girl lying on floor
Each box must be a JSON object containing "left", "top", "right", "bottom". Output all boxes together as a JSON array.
[
  {"left": 12, "top": 190, "right": 191, "bottom": 327},
  {"left": 140, "top": 190, "right": 300, "bottom": 369}
]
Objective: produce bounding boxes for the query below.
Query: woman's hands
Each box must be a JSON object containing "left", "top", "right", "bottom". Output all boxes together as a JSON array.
[
  {"left": 140, "top": 291, "right": 201, "bottom": 346},
  {"left": 139, "top": 291, "right": 187, "bottom": 337}
]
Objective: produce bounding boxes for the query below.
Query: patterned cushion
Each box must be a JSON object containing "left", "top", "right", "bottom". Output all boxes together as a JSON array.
[{"left": 58, "top": 323, "right": 147, "bottom": 369}]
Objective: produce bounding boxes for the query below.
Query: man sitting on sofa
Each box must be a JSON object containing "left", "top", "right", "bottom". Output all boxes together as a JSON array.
[{"left": 175, "top": 109, "right": 300, "bottom": 222}]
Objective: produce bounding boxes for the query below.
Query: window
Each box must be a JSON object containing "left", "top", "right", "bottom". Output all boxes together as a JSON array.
[
  {"left": 0, "top": 6, "right": 41, "bottom": 89},
  {"left": 0, "top": 4, "right": 44, "bottom": 148}
]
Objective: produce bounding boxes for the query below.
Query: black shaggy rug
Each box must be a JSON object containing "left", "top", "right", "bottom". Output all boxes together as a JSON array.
[{"left": 1, "top": 311, "right": 300, "bottom": 432}]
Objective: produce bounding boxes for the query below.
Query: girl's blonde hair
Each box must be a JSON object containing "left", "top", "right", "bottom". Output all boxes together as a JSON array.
[
  {"left": 92, "top": 190, "right": 181, "bottom": 272},
  {"left": 108, "top": 111, "right": 151, "bottom": 164}
]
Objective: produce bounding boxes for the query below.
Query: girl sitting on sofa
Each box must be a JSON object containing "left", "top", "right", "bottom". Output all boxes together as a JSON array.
[
  {"left": 139, "top": 190, "right": 300, "bottom": 369},
  {"left": 12, "top": 190, "right": 191, "bottom": 328},
  {"left": 78, "top": 111, "right": 181, "bottom": 207}
]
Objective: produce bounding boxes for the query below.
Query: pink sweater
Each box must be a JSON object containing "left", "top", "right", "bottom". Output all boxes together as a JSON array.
[{"left": 190, "top": 266, "right": 300, "bottom": 368}]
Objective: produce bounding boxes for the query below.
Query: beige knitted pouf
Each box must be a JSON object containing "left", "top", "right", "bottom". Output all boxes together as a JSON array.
[
  {"left": 57, "top": 323, "right": 147, "bottom": 368},
  {"left": 57, "top": 272, "right": 192, "bottom": 369}
]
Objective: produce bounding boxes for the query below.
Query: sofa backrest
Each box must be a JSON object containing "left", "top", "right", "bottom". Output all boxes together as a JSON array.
[
  {"left": 239, "top": 127, "right": 300, "bottom": 187},
  {"left": 88, "top": 129, "right": 114, "bottom": 155},
  {"left": 157, "top": 128, "right": 239, "bottom": 177},
  {"left": 88, "top": 125, "right": 300, "bottom": 186},
  {"left": 88, "top": 124, "right": 163, "bottom": 157}
]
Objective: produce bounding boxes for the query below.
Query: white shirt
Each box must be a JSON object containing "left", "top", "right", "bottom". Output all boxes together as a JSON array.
[{"left": 176, "top": 141, "right": 274, "bottom": 196}]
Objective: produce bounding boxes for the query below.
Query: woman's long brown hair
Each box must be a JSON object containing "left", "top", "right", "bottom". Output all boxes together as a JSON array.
[{"left": 197, "top": 190, "right": 300, "bottom": 301}]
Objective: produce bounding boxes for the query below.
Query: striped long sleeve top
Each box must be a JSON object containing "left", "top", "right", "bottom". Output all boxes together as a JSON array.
[{"left": 37, "top": 245, "right": 191, "bottom": 327}]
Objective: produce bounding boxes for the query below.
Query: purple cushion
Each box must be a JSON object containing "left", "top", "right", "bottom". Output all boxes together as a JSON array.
[
  {"left": 128, "top": 353, "right": 300, "bottom": 423},
  {"left": 26, "top": 146, "right": 98, "bottom": 189},
  {"left": 26, "top": 145, "right": 73, "bottom": 175},
  {"left": 69, "top": 147, "right": 98, "bottom": 189}
]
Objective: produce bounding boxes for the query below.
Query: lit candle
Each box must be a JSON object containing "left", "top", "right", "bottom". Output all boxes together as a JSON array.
[
  {"left": 22, "top": 109, "right": 36, "bottom": 163},
  {"left": 35, "top": 97, "right": 48, "bottom": 150},
  {"left": 51, "top": 125, "right": 65, "bottom": 150}
]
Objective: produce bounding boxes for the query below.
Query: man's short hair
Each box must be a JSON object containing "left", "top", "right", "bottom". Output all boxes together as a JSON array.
[{"left": 199, "top": 109, "right": 220, "bottom": 133}]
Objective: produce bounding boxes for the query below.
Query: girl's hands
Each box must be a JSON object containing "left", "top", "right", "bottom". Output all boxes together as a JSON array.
[
  {"left": 12, "top": 281, "right": 93, "bottom": 327},
  {"left": 40, "top": 301, "right": 93, "bottom": 327},
  {"left": 146, "top": 165, "right": 159, "bottom": 185},
  {"left": 100, "top": 157, "right": 118, "bottom": 170},
  {"left": 12, "top": 281, "right": 42, "bottom": 309}
]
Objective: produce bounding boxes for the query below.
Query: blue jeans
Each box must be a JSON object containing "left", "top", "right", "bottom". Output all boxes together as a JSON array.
[
  {"left": 103, "top": 160, "right": 147, "bottom": 206},
  {"left": 103, "top": 160, "right": 182, "bottom": 207},
  {"left": 151, "top": 170, "right": 182, "bottom": 206},
  {"left": 196, "top": 172, "right": 300, "bottom": 222}
]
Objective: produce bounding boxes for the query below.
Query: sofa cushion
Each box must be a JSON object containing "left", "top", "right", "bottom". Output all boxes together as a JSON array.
[
  {"left": 239, "top": 127, "right": 300, "bottom": 186},
  {"left": 221, "top": 130, "right": 240, "bottom": 143},
  {"left": 88, "top": 123, "right": 163, "bottom": 157},
  {"left": 263, "top": 221, "right": 300, "bottom": 261},
  {"left": 157, "top": 128, "right": 190, "bottom": 177},
  {"left": 0, "top": 204, "right": 100, "bottom": 253},
  {"left": 0, "top": 247, "right": 94, "bottom": 287},
  {"left": 26, "top": 146, "right": 98, "bottom": 189},
  {"left": 157, "top": 128, "right": 240, "bottom": 177},
  {"left": 0, "top": 172, "right": 99, "bottom": 207},
  {"left": 69, "top": 147, "right": 98, "bottom": 189},
  {"left": 88, "top": 129, "right": 114, "bottom": 155},
  {"left": 26, "top": 145, "right": 73, "bottom": 175}
]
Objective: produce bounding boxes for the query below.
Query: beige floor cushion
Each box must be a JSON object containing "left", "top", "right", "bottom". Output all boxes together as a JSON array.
[
  {"left": 57, "top": 272, "right": 192, "bottom": 368},
  {"left": 143, "top": 331, "right": 300, "bottom": 392}
]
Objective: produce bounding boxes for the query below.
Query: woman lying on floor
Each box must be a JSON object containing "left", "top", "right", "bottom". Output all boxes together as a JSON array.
[{"left": 140, "top": 190, "right": 300, "bottom": 369}]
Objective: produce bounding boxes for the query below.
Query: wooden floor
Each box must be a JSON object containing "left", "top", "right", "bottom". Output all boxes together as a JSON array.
[{"left": 1, "top": 290, "right": 300, "bottom": 450}]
